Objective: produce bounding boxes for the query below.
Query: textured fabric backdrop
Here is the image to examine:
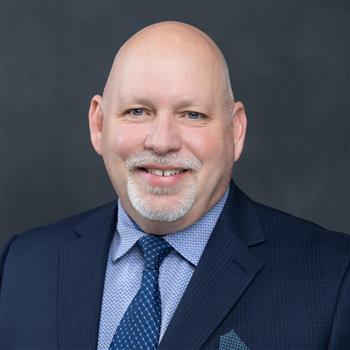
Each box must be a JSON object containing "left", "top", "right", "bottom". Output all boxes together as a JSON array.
[{"left": 1, "top": 1, "right": 349, "bottom": 245}]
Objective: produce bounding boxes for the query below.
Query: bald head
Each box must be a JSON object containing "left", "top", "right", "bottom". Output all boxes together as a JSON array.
[{"left": 102, "top": 21, "right": 234, "bottom": 114}]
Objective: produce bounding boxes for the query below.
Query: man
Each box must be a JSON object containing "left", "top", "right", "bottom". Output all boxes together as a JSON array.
[{"left": 0, "top": 21, "right": 349, "bottom": 350}]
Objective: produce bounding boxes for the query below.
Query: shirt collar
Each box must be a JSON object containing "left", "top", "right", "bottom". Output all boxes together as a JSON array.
[{"left": 112, "top": 187, "right": 229, "bottom": 267}]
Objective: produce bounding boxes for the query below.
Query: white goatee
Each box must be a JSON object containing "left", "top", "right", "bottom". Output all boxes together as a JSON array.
[{"left": 125, "top": 151, "right": 201, "bottom": 222}]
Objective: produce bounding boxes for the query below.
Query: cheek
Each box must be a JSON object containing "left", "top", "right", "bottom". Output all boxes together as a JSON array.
[
  {"left": 184, "top": 126, "right": 233, "bottom": 164},
  {"left": 102, "top": 122, "right": 145, "bottom": 160}
]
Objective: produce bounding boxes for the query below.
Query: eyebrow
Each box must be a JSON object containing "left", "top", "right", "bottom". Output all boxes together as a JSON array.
[
  {"left": 121, "top": 96, "right": 208, "bottom": 110},
  {"left": 122, "top": 97, "right": 155, "bottom": 107}
]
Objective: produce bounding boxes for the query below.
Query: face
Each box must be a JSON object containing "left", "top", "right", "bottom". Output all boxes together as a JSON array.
[{"left": 89, "top": 43, "right": 246, "bottom": 233}]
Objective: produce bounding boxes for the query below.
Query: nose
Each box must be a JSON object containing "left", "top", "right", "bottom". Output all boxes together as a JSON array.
[{"left": 144, "top": 113, "right": 181, "bottom": 155}]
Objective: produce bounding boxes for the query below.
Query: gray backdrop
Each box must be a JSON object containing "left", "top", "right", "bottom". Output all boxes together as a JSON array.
[{"left": 1, "top": 1, "right": 349, "bottom": 246}]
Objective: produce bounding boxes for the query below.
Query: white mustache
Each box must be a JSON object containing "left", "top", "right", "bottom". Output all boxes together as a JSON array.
[{"left": 125, "top": 151, "right": 202, "bottom": 171}]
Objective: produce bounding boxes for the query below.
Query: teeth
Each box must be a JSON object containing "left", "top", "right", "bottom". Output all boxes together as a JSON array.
[
  {"left": 164, "top": 169, "right": 181, "bottom": 176},
  {"left": 148, "top": 169, "right": 163, "bottom": 176},
  {"left": 146, "top": 168, "right": 184, "bottom": 176}
]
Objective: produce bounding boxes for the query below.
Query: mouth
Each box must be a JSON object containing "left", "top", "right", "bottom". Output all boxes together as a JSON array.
[
  {"left": 133, "top": 166, "right": 190, "bottom": 187},
  {"left": 139, "top": 167, "right": 188, "bottom": 177}
]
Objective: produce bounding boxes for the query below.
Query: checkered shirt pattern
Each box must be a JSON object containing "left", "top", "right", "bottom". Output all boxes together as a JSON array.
[
  {"left": 109, "top": 236, "right": 172, "bottom": 350},
  {"left": 97, "top": 188, "right": 229, "bottom": 349}
]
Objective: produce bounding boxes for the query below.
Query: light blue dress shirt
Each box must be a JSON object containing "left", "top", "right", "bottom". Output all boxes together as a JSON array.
[{"left": 97, "top": 189, "right": 229, "bottom": 349}]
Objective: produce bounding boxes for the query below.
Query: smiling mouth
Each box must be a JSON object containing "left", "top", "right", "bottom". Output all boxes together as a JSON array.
[{"left": 138, "top": 167, "right": 188, "bottom": 177}]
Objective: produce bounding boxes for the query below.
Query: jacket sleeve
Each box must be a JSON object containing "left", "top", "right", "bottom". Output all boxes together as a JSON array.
[{"left": 327, "top": 260, "right": 350, "bottom": 350}]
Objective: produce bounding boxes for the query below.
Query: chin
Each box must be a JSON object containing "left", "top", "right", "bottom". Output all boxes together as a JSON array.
[{"left": 126, "top": 176, "right": 197, "bottom": 223}]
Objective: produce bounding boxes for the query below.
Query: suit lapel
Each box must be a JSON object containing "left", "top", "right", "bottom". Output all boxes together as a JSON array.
[
  {"left": 58, "top": 202, "right": 117, "bottom": 350},
  {"left": 56, "top": 183, "right": 266, "bottom": 349},
  {"left": 158, "top": 184, "right": 266, "bottom": 350}
]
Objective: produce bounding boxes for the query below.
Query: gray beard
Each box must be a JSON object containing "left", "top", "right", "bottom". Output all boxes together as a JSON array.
[{"left": 126, "top": 175, "right": 197, "bottom": 222}]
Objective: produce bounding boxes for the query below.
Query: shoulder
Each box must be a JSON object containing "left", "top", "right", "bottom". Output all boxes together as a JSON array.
[
  {"left": 231, "top": 185, "right": 350, "bottom": 252},
  {"left": 0, "top": 201, "right": 117, "bottom": 277},
  {"left": 6, "top": 201, "right": 116, "bottom": 248},
  {"left": 252, "top": 199, "right": 350, "bottom": 261}
]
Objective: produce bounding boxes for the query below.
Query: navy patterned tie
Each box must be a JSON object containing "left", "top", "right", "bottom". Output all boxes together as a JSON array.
[{"left": 109, "top": 235, "right": 172, "bottom": 350}]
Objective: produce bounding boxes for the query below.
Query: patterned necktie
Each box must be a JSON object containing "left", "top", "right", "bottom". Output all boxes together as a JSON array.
[{"left": 109, "top": 235, "right": 173, "bottom": 350}]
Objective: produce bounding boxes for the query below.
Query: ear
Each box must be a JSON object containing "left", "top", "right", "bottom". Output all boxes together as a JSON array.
[
  {"left": 231, "top": 101, "right": 247, "bottom": 161},
  {"left": 88, "top": 94, "right": 104, "bottom": 156}
]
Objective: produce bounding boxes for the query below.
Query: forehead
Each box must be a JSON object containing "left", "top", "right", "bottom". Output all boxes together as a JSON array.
[{"left": 111, "top": 47, "right": 225, "bottom": 109}]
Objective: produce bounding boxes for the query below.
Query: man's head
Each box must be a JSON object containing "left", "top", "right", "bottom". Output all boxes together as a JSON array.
[{"left": 89, "top": 21, "right": 247, "bottom": 234}]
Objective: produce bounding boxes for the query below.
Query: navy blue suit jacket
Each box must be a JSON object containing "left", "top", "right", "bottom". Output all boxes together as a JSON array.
[{"left": 1, "top": 184, "right": 350, "bottom": 349}]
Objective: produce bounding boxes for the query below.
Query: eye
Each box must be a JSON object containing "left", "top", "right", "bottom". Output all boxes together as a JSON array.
[
  {"left": 187, "top": 111, "right": 204, "bottom": 120},
  {"left": 128, "top": 108, "right": 145, "bottom": 117}
]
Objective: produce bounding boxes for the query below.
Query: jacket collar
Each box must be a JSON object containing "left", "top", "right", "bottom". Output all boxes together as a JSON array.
[
  {"left": 158, "top": 182, "right": 266, "bottom": 349},
  {"left": 58, "top": 201, "right": 117, "bottom": 350}
]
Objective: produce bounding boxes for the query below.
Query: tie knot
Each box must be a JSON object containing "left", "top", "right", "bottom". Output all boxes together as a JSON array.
[{"left": 138, "top": 235, "right": 172, "bottom": 270}]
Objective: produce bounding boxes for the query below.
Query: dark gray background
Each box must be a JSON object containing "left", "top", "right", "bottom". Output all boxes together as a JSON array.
[{"left": 1, "top": 1, "right": 349, "bottom": 246}]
